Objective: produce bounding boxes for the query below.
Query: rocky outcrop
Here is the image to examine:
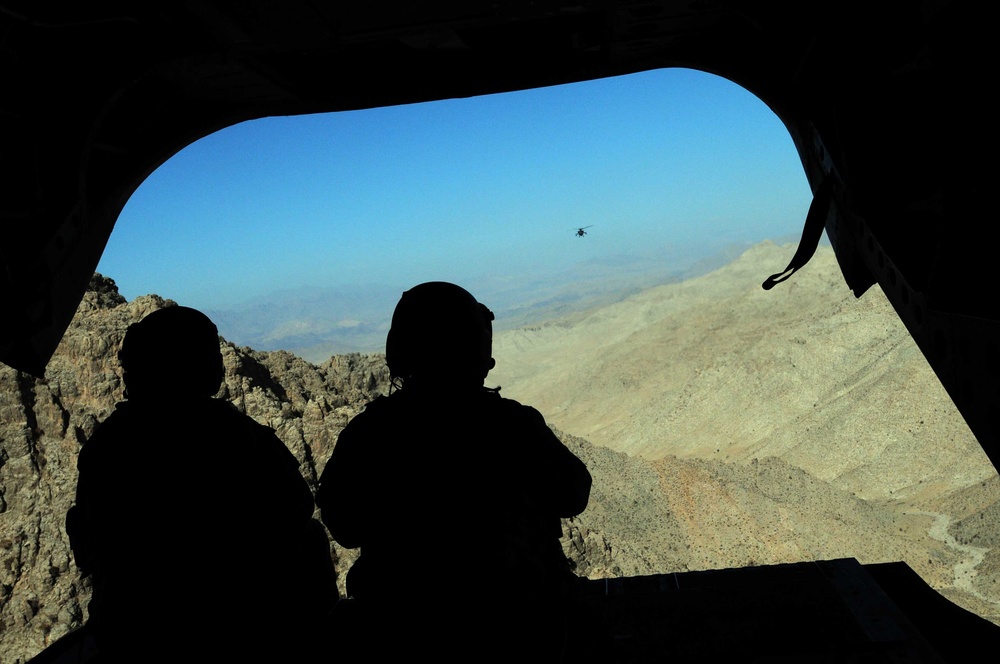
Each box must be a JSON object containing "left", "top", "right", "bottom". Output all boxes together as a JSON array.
[
  {"left": 2, "top": 276, "right": 639, "bottom": 662},
  {"left": 0, "top": 276, "right": 390, "bottom": 662},
  {"left": 1, "top": 275, "right": 135, "bottom": 660}
]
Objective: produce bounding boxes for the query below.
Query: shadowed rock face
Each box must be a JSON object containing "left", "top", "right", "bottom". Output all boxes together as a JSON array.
[
  {"left": 0, "top": 276, "right": 663, "bottom": 662},
  {"left": 4, "top": 245, "right": 1000, "bottom": 662},
  {"left": 0, "top": 276, "right": 389, "bottom": 660}
]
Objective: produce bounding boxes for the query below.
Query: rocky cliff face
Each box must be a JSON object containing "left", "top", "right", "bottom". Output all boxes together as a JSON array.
[
  {"left": 1, "top": 276, "right": 652, "bottom": 662},
  {"left": 0, "top": 276, "right": 390, "bottom": 661}
]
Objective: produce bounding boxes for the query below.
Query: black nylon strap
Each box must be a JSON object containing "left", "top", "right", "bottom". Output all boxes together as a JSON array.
[{"left": 762, "top": 175, "right": 834, "bottom": 290}]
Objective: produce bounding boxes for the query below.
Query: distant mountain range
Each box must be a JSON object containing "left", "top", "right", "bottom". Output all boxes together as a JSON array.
[{"left": 206, "top": 238, "right": 788, "bottom": 362}]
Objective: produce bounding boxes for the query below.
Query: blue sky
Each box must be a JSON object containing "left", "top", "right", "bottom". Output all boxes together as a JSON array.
[{"left": 98, "top": 67, "right": 812, "bottom": 311}]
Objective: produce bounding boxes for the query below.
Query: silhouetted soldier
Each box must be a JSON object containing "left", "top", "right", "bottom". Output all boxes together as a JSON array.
[
  {"left": 66, "top": 306, "right": 335, "bottom": 662},
  {"left": 317, "top": 282, "right": 592, "bottom": 661}
]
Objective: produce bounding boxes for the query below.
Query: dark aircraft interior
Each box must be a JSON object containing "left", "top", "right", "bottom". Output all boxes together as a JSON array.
[{"left": 3, "top": 2, "right": 996, "bottom": 661}]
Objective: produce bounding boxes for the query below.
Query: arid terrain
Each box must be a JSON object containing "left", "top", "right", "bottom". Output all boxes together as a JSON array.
[
  {"left": 492, "top": 241, "right": 1000, "bottom": 622},
  {"left": 2, "top": 241, "right": 998, "bottom": 662}
]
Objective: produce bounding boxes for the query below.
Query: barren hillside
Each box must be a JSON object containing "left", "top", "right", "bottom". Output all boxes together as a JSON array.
[
  {"left": 491, "top": 242, "right": 994, "bottom": 500},
  {"left": 491, "top": 241, "right": 1000, "bottom": 623}
]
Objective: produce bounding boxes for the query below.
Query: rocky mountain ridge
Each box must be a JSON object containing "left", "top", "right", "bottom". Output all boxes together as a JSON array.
[
  {"left": 1, "top": 275, "right": 664, "bottom": 661},
  {"left": 0, "top": 276, "right": 389, "bottom": 660}
]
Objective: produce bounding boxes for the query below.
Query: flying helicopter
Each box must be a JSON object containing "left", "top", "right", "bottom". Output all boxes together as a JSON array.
[{"left": 574, "top": 225, "right": 593, "bottom": 237}]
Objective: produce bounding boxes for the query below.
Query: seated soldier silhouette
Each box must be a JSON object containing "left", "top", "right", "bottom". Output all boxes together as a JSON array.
[
  {"left": 317, "top": 282, "right": 592, "bottom": 661},
  {"left": 66, "top": 305, "right": 335, "bottom": 662}
]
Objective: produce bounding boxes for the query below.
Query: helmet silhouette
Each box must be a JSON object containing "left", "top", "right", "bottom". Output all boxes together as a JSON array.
[
  {"left": 119, "top": 306, "right": 224, "bottom": 399},
  {"left": 385, "top": 282, "right": 495, "bottom": 386}
]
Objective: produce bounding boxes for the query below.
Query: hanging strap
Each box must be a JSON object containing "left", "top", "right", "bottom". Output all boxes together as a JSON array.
[{"left": 762, "top": 174, "right": 835, "bottom": 290}]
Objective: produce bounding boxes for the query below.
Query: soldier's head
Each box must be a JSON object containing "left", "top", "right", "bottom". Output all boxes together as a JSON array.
[
  {"left": 119, "top": 306, "right": 224, "bottom": 400},
  {"left": 385, "top": 282, "right": 495, "bottom": 390}
]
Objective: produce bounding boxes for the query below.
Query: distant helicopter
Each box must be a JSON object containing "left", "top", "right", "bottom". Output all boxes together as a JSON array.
[{"left": 574, "top": 225, "right": 593, "bottom": 237}]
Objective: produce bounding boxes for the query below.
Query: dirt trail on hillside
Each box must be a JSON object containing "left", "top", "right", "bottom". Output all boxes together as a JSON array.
[{"left": 910, "top": 509, "right": 998, "bottom": 611}]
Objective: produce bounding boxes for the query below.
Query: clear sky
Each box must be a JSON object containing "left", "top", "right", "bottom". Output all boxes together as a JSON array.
[{"left": 97, "top": 67, "right": 813, "bottom": 311}]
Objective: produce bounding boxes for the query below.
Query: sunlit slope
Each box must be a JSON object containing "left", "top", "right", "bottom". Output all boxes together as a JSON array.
[{"left": 491, "top": 241, "right": 993, "bottom": 501}]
